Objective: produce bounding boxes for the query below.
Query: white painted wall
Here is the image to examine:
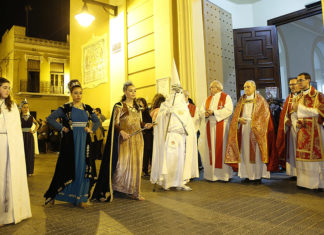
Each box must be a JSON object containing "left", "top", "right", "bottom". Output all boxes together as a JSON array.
[
  {"left": 209, "top": 0, "right": 315, "bottom": 28},
  {"left": 253, "top": 0, "right": 315, "bottom": 27},
  {"left": 209, "top": 0, "right": 254, "bottom": 28},
  {"left": 278, "top": 24, "right": 315, "bottom": 79},
  {"left": 278, "top": 18, "right": 324, "bottom": 95}
]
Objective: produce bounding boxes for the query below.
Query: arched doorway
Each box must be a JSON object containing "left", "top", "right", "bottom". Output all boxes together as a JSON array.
[{"left": 313, "top": 40, "right": 324, "bottom": 93}]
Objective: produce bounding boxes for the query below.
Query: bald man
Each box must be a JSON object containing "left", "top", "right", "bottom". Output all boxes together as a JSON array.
[
  {"left": 198, "top": 80, "right": 233, "bottom": 181},
  {"left": 225, "top": 81, "right": 278, "bottom": 183}
]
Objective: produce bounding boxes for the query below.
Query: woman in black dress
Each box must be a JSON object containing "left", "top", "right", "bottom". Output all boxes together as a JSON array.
[
  {"left": 21, "top": 101, "right": 39, "bottom": 176},
  {"left": 137, "top": 97, "right": 153, "bottom": 177}
]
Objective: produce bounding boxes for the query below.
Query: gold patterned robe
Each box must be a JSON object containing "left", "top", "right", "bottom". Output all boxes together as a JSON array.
[
  {"left": 296, "top": 86, "right": 324, "bottom": 161},
  {"left": 224, "top": 93, "right": 278, "bottom": 173},
  {"left": 112, "top": 103, "right": 144, "bottom": 197},
  {"left": 295, "top": 86, "right": 324, "bottom": 189}
]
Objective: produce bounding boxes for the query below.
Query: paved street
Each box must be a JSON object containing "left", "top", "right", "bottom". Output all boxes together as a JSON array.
[{"left": 1, "top": 153, "right": 324, "bottom": 235}]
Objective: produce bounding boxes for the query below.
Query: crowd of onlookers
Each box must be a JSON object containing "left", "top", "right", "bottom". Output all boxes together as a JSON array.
[{"left": 35, "top": 107, "right": 107, "bottom": 156}]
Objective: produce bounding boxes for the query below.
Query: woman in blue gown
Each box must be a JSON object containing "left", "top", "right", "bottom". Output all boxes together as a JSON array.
[{"left": 44, "top": 80, "right": 100, "bottom": 207}]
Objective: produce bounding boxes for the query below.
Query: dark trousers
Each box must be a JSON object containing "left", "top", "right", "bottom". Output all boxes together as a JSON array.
[
  {"left": 143, "top": 147, "right": 153, "bottom": 175},
  {"left": 38, "top": 139, "right": 47, "bottom": 153},
  {"left": 197, "top": 131, "right": 202, "bottom": 168}
]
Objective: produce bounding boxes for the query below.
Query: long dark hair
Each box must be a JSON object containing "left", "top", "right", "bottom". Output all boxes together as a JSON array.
[
  {"left": 0, "top": 77, "right": 13, "bottom": 111},
  {"left": 137, "top": 97, "right": 148, "bottom": 110},
  {"left": 151, "top": 93, "right": 165, "bottom": 110},
  {"left": 121, "top": 81, "right": 140, "bottom": 111}
]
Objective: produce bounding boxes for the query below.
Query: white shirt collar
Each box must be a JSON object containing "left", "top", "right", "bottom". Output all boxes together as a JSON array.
[
  {"left": 303, "top": 88, "right": 310, "bottom": 95},
  {"left": 246, "top": 94, "right": 254, "bottom": 100},
  {"left": 214, "top": 91, "right": 221, "bottom": 97}
]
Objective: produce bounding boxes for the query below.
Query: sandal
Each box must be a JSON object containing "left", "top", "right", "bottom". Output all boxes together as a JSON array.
[
  {"left": 131, "top": 195, "right": 145, "bottom": 201},
  {"left": 44, "top": 199, "right": 55, "bottom": 207},
  {"left": 78, "top": 202, "right": 92, "bottom": 208}
]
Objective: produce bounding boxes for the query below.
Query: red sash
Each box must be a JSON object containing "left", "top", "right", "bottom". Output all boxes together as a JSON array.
[
  {"left": 188, "top": 103, "right": 196, "bottom": 117},
  {"left": 206, "top": 92, "right": 227, "bottom": 169},
  {"left": 276, "top": 94, "right": 293, "bottom": 164}
]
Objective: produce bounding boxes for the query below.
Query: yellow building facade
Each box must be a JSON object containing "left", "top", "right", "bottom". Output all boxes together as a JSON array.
[
  {"left": 0, "top": 26, "right": 70, "bottom": 120},
  {"left": 70, "top": 0, "right": 209, "bottom": 118}
]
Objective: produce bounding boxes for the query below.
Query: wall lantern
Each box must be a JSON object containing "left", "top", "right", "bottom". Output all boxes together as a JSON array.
[{"left": 75, "top": 0, "right": 118, "bottom": 27}]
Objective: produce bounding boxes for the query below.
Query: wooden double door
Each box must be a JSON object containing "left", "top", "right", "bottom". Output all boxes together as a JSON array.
[{"left": 233, "top": 26, "right": 280, "bottom": 99}]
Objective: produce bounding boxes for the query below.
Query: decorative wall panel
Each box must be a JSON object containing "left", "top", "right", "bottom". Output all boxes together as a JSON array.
[{"left": 82, "top": 34, "right": 108, "bottom": 89}]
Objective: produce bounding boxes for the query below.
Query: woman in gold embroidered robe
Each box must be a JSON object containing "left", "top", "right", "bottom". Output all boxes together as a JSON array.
[{"left": 110, "top": 82, "right": 152, "bottom": 200}]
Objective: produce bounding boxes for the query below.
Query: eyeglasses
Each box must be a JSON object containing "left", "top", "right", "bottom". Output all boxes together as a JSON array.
[
  {"left": 289, "top": 84, "right": 297, "bottom": 86},
  {"left": 297, "top": 79, "right": 306, "bottom": 83}
]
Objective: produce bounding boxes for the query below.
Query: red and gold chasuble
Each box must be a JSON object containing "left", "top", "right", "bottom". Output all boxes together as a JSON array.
[
  {"left": 205, "top": 92, "right": 227, "bottom": 169},
  {"left": 276, "top": 93, "right": 294, "bottom": 164},
  {"left": 225, "top": 93, "right": 278, "bottom": 171},
  {"left": 296, "top": 86, "right": 324, "bottom": 161}
]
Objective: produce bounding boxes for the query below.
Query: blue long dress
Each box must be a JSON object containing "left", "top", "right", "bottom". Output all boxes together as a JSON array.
[{"left": 47, "top": 106, "right": 99, "bottom": 205}]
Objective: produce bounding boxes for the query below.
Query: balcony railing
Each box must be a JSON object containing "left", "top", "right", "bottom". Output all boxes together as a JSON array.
[{"left": 19, "top": 80, "right": 68, "bottom": 97}]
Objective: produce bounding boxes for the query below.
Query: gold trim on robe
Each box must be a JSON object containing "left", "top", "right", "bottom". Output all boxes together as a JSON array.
[
  {"left": 296, "top": 86, "right": 324, "bottom": 161},
  {"left": 225, "top": 93, "right": 273, "bottom": 165}
]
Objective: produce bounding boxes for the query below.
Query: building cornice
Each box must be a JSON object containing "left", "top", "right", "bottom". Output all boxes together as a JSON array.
[
  {"left": 48, "top": 57, "right": 68, "bottom": 64},
  {"left": 14, "top": 47, "right": 69, "bottom": 57},
  {"left": 14, "top": 35, "right": 69, "bottom": 50}
]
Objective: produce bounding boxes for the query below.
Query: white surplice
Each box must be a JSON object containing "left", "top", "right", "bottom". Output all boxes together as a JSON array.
[
  {"left": 0, "top": 102, "right": 32, "bottom": 226},
  {"left": 238, "top": 95, "right": 270, "bottom": 180},
  {"left": 151, "top": 93, "right": 199, "bottom": 189},
  {"left": 296, "top": 93, "right": 324, "bottom": 189},
  {"left": 198, "top": 92, "right": 233, "bottom": 181}
]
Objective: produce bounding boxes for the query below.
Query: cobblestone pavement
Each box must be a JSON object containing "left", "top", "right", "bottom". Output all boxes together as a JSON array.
[{"left": 1, "top": 153, "right": 324, "bottom": 235}]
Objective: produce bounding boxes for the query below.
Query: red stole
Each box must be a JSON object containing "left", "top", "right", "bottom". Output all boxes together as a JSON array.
[
  {"left": 276, "top": 94, "right": 294, "bottom": 165},
  {"left": 188, "top": 103, "right": 196, "bottom": 117},
  {"left": 296, "top": 86, "right": 324, "bottom": 161},
  {"left": 206, "top": 92, "right": 227, "bottom": 169}
]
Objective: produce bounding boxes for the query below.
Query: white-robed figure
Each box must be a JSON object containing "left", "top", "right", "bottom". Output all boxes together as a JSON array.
[
  {"left": 198, "top": 80, "right": 233, "bottom": 181},
  {"left": 151, "top": 62, "right": 199, "bottom": 191},
  {"left": 0, "top": 77, "right": 32, "bottom": 226}
]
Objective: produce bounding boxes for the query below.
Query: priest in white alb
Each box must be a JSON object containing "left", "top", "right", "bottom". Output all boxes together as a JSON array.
[
  {"left": 198, "top": 80, "right": 233, "bottom": 181},
  {"left": 225, "top": 80, "right": 278, "bottom": 183},
  {"left": 150, "top": 62, "right": 199, "bottom": 191},
  {"left": 292, "top": 73, "right": 324, "bottom": 190}
]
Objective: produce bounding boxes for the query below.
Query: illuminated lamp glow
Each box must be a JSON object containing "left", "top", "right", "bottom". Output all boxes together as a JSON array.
[{"left": 75, "top": 3, "right": 95, "bottom": 27}]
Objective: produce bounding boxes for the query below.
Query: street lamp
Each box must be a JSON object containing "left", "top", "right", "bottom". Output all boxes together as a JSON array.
[
  {"left": 75, "top": 3, "right": 95, "bottom": 27},
  {"left": 75, "top": 0, "right": 118, "bottom": 27}
]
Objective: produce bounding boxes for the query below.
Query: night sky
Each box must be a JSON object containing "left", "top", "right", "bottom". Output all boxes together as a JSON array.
[{"left": 0, "top": 0, "right": 70, "bottom": 42}]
